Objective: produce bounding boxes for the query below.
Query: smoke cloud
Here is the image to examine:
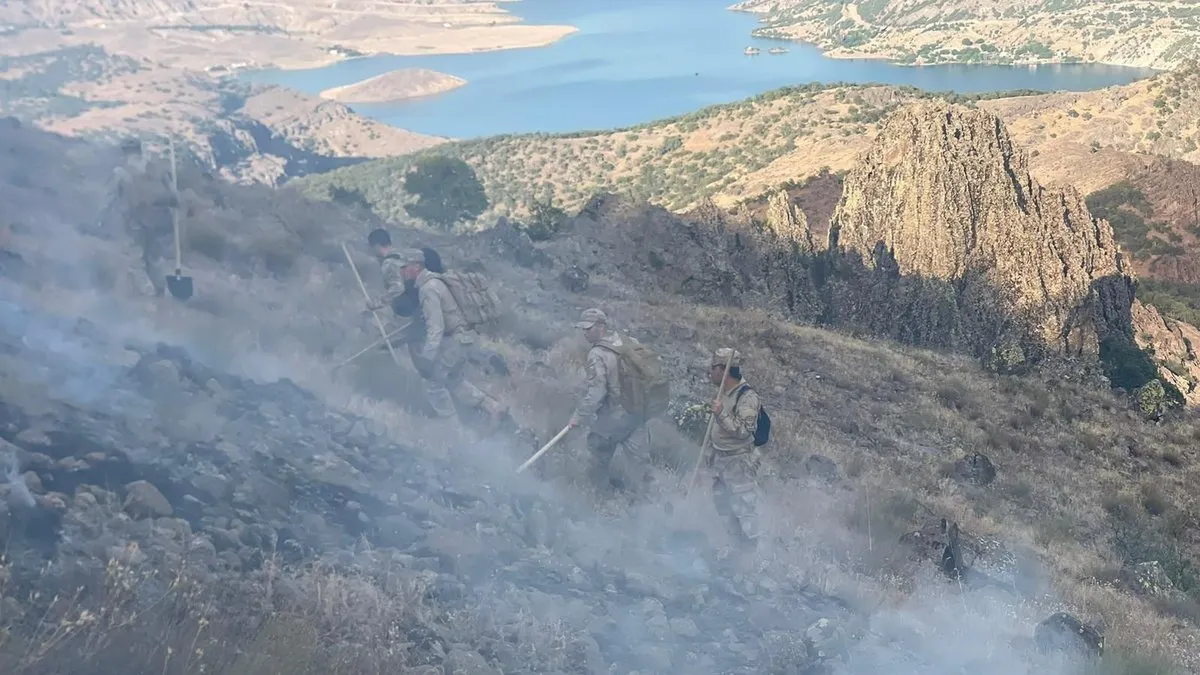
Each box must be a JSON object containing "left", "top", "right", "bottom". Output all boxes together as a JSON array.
[{"left": 0, "top": 125, "right": 1120, "bottom": 675}]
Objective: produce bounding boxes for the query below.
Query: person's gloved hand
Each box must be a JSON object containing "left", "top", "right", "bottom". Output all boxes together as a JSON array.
[{"left": 366, "top": 297, "right": 385, "bottom": 312}]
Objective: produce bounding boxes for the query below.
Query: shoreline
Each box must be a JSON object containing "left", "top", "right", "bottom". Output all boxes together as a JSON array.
[
  {"left": 799, "top": 44, "right": 1167, "bottom": 72},
  {"left": 732, "top": 5, "right": 1171, "bottom": 72},
  {"left": 318, "top": 68, "right": 469, "bottom": 104},
  {"left": 242, "top": 17, "right": 579, "bottom": 101},
  {"left": 257, "top": 25, "right": 579, "bottom": 75}
]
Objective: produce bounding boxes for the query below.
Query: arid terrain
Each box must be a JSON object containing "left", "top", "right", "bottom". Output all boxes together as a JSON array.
[
  {"left": 3, "top": 3, "right": 1200, "bottom": 674},
  {"left": 319, "top": 68, "right": 467, "bottom": 104},
  {"left": 0, "top": 44, "right": 445, "bottom": 186},
  {"left": 3, "top": 96, "right": 1200, "bottom": 673},
  {"left": 0, "top": 0, "right": 579, "bottom": 185},
  {"left": 732, "top": 0, "right": 1200, "bottom": 69},
  {"left": 0, "top": 0, "right": 576, "bottom": 72},
  {"left": 303, "top": 61, "right": 1200, "bottom": 316}
]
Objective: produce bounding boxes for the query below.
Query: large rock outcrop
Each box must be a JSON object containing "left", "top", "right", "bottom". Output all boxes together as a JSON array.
[
  {"left": 828, "top": 101, "right": 1134, "bottom": 358},
  {"left": 1131, "top": 299, "right": 1200, "bottom": 405}
]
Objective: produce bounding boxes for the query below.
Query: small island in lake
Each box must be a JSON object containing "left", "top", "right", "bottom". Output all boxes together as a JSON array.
[{"left": 319, "top": 68, "right": 468, "bottom": 104}]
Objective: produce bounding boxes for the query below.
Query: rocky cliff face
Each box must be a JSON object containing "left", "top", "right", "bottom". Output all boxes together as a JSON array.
[
  {"left": 829, "top": 101, "right": 1134, "bottom": 358},
  {"left": 1131, "top": 299, "right": 1200, "bottom": 404}
]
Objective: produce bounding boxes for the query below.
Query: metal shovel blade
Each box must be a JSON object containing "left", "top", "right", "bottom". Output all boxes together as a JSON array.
[{"left": 166, "top": 272, "right": 193, "bottom": 300}]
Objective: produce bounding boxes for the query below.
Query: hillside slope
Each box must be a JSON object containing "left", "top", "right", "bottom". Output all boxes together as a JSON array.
[
  {"left": 732, "top": 0, "right": 1200, "bottom": 69},
  {"left": 3, "top": 112, "right": 1200, "bottom": 672},
  {"left": 297, "top": 82, "right": 935, "bottom": 218},
  {"left": 0, "top": 45, "right": 445, "bottom": 185},
  {"left": 0, "top": 0, "right": 575, "bottom": 71},
  {"left": 300, "top": 63, "right": 1198, "bottom": 224},
  {"left": 301, "top": 63, "right": 1200, "bottom": 319}
]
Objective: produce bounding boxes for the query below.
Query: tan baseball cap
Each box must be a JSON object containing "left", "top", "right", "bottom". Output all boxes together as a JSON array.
[
  {"left": 574, "top": 308, "right": 608, "bottom": 329},
  {"left": 712, "top": 347, "right": 741, "bottom": 368}
]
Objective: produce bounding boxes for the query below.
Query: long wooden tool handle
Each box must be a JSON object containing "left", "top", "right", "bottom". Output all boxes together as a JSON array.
[
  {"left": 334, "top": 320, "right": 412, "bottom": 370},
  {"left": 341, "top": 242, "right": 401, "bottom": 366},
  {"left": 687, "top": 348, "right": 735, "bottom": 489},
  {"left": 170, "top": 139, "right": 182, "bottom": 272},
  {"left": 516, "top": 425, "right": 571, "bottom": 474}
]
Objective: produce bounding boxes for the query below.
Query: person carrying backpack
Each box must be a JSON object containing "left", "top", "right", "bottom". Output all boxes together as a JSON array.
[
  {"left": 568, "top": 308, "right": 669, "bottom": 493},
  {"left": 706, "top": 348, "right": 770, "bottom": 552},
  {"left": 365, "top": 231, "right": 509, "bottom": 430}
]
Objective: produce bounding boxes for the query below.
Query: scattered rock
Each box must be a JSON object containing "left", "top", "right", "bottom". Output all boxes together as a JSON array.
[
  {"left": 805, "top": 617, "right": 848, "bottom": 663},
  {"left": 951, "top": 452, "right": 996, "bottom": 486},
  {"left": 669, "top": 616, "right": 701, "bottom": 639},
  {"left": 490, "top": 217, "right": 549, "bottom": 268},
  {"left": 21, "top": 471, "right": 43, "bottom": 494},
  {"left": 15, "top": 428, "right": 51, "bottom": 447},
  {"left": 761, "top": 630, "right": 813, "bottom": 672},
  {"left": 446, "top": 638, "right": 501, "bottom": 672},
  {"left": 1132, "top": 561, "right": 1179, "bottom": 599},
  {"left": 803, "top": 454, "right": 839, "bottom": 483},
  {"left": 123, "top": 480, "right": 173, "bottom": 519},
  {"left": 1034, "top": 612, "right": 1103, "bottom": 659}
]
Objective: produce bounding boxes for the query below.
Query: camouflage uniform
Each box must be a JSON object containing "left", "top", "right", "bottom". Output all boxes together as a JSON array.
[
  {"left": 572, "top": 308, "right": 651, "bottom": 491},
  {"left": 385, "top": 249, "right": 505, "bottom": 421},
  {"left": 378, "top": 251, "right": 409, "bottom": 310},
  {"left": 708, "top": 348, "right": 765, "bottom": 544},
  {"left": 105, "top": 142, "right": 177, "bottom": 296}
]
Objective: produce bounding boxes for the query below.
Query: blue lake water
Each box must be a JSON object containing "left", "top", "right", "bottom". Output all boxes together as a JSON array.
[{"left": 242, "top": 0, "right": 1157, "bottom": 139}]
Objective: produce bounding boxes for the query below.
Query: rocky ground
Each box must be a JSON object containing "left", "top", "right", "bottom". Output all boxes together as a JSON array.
[{"left": 1, "top": 113, "right": 1198, "bottom": 674}]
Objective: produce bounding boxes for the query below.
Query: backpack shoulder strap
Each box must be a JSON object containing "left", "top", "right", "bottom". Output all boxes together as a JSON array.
[
  {"left": 592, "top": 343, "right": 622, "bottom": 361},
  {"left": 733, "top": 383, "right": 757, "bottom": 411}
]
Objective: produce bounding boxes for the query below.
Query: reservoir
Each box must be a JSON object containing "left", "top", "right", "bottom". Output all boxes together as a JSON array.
[{"left": 243, "top": 0, "right": 1157, "bottom": 139}]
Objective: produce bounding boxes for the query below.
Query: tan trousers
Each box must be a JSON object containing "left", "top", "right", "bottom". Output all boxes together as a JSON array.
[{"left": 410, "top": 331, "right": 504, "bottom": 420}]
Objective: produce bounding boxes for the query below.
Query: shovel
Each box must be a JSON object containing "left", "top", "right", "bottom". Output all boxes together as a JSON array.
[
  {"left": 165, "top": 139, "right": 193, "bottom": 300},
  {"left": 685, "top": 347, "right": 735, "bottom": 491},
  {"left": 332, "top": 320, "right": 412, "bottom": 371},
  {"left": 341, "top": 241, "right": 402, "bottom": 367},
  {"left": 516, "top": 425, "right": 571, "bottom": 474}
]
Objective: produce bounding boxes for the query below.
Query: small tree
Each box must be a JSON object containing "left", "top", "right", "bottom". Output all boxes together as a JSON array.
[
  {"left": 523, "top": 197, "right": 568, "bottom": 241},
  {"left": 403, "top": 156, "right": 488, "bottom": 230}
]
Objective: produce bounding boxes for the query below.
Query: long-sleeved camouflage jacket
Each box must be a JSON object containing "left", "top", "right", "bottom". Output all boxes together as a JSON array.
[
  {"left": 379, "top": 253, "right": 408, "bottom": 307},
  {"left": 711, "top": 379, "right": 760, "bottom": 456},
  {"left": 414, "top": 269, "right": 468, "bottom": 362},
  {"left": 572, "top": 333, "right": 626, "bottom": 427}
]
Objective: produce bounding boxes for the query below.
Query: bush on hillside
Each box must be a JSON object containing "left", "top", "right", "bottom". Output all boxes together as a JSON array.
[
  {"left": 402, "top": 156, "right": 488, "bottom": 230},
  {"left": 522, "top": 198, "right": 568, "bottom": 241},
  {"left": 1098, "top": 336, "right": 1185, "bottom": 411}
]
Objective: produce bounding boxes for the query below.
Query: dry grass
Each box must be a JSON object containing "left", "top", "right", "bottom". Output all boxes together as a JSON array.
[
  {"left": 308, "top": 63, "right": 1199, "bottom": 238},
  {"left": 6, "top": 117, "right": 1200, "bottom": 673},
  {"left": 301, "top": 83, "right": 917, "bottom": 223},
  {"left": 736, "top": 0, "right": 1200, "bottom": 70},
  {"left": 556, "top": 293, "right": 1200, "bottom": 671}
]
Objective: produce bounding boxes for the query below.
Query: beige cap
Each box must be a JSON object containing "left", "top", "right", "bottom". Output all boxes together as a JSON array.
[
  {"left": 574, "top": 308, "right": 608, "bottom": 329},
  {"left": 712, "top": 348, "right": 741, "bottom": 368},
  {"left": 395, "top": 248, "right": 426, "bottom": 265}
]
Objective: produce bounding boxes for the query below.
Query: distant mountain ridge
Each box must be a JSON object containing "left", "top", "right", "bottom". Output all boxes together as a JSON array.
[{"left": 733, "top": 0, "right": 1200, "bottom": 69}]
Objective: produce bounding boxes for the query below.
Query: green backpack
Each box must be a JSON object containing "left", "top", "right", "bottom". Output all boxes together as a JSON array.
[{"left": 598, "top": 340, "right": 671, "bottom": 420}]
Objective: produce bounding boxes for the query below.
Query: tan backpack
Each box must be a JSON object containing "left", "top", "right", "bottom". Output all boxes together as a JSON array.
[
  {"left": 596, "top": 340, "right": 671, "bottom": 420},
  {"left": 436, "top": 271, "right": 502, "bottom": 328}
]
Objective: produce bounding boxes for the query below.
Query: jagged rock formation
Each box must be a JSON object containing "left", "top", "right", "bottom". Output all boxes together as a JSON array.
[
  {"left": 763, "top": 188, "right": 815, "bottom": 252},
  {"left": 4, "top": 107, "right": 1200, "bottom": 672},
  {"left": 829, "top": 101, "right": 1134, "bottom": 359},
  {"left": 1131, "top": 299, "right": 1200, "bottom": 404}
]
